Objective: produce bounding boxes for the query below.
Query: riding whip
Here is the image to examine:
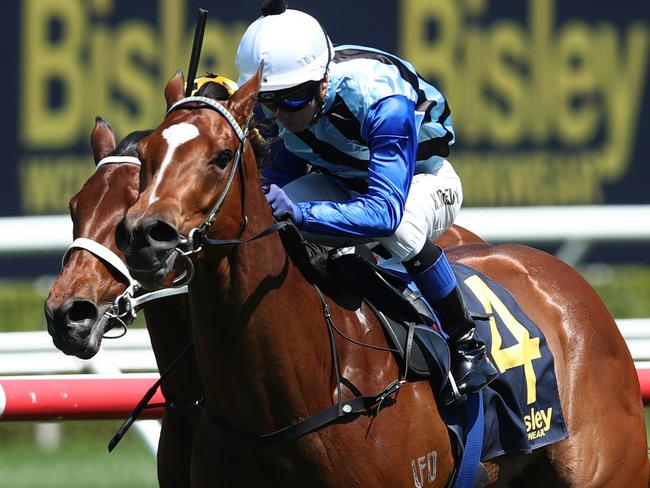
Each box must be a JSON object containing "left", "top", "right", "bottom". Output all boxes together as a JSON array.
[{"left": 185, "top": 8, "right": 209, "bottom": 97}]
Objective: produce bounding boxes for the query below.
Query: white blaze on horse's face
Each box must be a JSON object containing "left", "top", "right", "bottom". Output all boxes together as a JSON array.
[{"left": 148, "top": 122, "right": 200, "bottom": 205}]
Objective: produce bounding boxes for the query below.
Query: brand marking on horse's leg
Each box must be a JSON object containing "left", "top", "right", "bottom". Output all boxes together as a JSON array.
[
  {"left": 411, "top": 451, "right": 437, "bottom": 487},
  {"left": 149, "top": 122, "right": 200, "bottom": 205}
]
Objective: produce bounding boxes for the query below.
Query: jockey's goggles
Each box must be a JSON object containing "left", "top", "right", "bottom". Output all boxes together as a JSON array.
[{"left": 257, "top": 81, "right": 320, "bottom": 112}]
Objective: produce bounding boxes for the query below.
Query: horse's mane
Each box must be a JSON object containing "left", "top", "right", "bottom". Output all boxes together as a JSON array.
[
  {"left": 111, "top": 129, "right": 153, "bottom": 157},
  {"left": 196, "top": 82, "right": 232, "bottom": 101}
]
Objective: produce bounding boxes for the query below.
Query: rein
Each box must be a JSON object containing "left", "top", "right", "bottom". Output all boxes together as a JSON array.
[
  {"left": 63, "top": 237, "right": 189, "bottom": 336},
  {"left": 157, "top": 98, "right": 408, "bottom": 444},
  {"left": 108, "top": 340, "right": 197, "bottom": 452}
]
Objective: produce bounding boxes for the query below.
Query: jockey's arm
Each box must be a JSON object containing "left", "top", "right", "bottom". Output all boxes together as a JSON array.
[
  {"left": 295, "top": 95, "right": 417, "bottom": 237},
  {"left": 253, "top": 105, "right": 309, "bottom": 187},
  {"left": 261, "top": 138, "right": 309, "bottom": 187}
]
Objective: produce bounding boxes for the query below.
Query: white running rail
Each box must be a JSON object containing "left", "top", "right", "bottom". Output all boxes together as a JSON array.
[{"left": 1, "top": 206, "right": 649, "bottom": 255}]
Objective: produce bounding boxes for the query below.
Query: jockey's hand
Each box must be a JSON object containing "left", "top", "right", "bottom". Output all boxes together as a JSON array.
[{"left": 264, "top": 184, "right": 303, "bottom": 224}]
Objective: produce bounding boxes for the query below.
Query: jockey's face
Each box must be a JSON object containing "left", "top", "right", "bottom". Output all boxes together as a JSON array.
[{"left": 268, "top": 76, "right": 328, "bottom": 133}]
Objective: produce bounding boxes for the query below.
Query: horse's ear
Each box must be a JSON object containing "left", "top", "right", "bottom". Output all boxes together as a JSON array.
[
  {"left": 91, "top": 117, "right": 116, "bottom": 164},
  {"left": 227, "top": 70, "right": 260, "bottom": 125},
  {"left": 165, "top": 70, "right": 185, "bottom": 109}
]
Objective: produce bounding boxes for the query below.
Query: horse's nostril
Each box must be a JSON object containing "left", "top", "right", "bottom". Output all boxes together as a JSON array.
[
  {"left": 148, "top": 220, "right": 179, "bottom": 245},
  {"left": 65, "top": 299, "right": 98, "bottom": 324}
]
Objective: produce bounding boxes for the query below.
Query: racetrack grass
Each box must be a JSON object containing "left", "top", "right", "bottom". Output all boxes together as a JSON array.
[
  {"left": 579, "top": 264, "right": 650, "bottom": 318},
  {"left": 0, "top": 421, "right": 157, "bottom": 488},
  {"left": 0, "top": 412, "right": 648, "bottom": 488},
  {"left": 0, "top": 279, "right": 146, "bottom": 332}
]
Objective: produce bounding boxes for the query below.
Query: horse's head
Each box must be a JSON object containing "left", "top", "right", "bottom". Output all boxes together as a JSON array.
[
  {"left": 45, "top": 118, "right": 145, "bottom": 358},
  {"left": 116, "top": 70, "right": 260, "bottom": 290}
]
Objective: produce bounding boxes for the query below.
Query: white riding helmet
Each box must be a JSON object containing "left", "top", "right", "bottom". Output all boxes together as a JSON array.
[{"left": 235, "top": 9, "right": 333, "bottom": 92}]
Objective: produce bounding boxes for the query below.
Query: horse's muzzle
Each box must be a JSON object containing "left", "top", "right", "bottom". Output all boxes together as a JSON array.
[
  {"left": 116, "top": 216, "right": 180, "bottom": 290},
  {"left": 45, "top": 298, "right": 105, "bottom": 359}
]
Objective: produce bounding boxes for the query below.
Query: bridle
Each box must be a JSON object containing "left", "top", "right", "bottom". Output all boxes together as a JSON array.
[
  {"left": 62, "top": 156, "right": 188, "bottom": 337},
  {"left": 68, "top": 154, "right": 199, "bottom": 453},
  {"left": 166, "top": 96, "right": 251, "bottom": 262},
  {"left": 161, "top": 95, "right": 295, "bottom": 285}
]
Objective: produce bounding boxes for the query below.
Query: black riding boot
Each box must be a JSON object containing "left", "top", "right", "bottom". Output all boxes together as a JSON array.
[
  {"left": 405, "top": 242, "right": 498, "bottom": 402},
  {"left": 432, "top": 286, "right": 498, "bottom": 399}
]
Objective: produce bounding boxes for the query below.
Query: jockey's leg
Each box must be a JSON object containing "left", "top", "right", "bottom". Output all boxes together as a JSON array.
[
  {"left": 377, "top": 164, "right": 496, "bottom": 401},
  {"left": 404, "top": 241, "right": 498, "bottom": 400}
]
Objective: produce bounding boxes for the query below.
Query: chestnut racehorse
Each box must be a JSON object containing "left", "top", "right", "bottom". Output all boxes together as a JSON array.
[
  {"left": 44, "top": 118, "right": 202, "bottom": 488},
  {"left": 43, "top": 113, "right": 479, "bottom": 487},
  {"left": 118, "top": 71, "right": 649, "bottom": 486}
]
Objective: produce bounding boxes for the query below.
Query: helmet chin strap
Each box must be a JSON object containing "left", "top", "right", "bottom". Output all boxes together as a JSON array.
[
  {"left": 311, "top": 74, "right": 329, "bottom": 123},
  {"left": 311, "top": 99, "right": 325, "bottom": 123}
]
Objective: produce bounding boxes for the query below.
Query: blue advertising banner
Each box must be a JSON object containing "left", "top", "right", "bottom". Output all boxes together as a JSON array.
[{"left": 1, "top": 0, "right": 649, "bottom": 218}]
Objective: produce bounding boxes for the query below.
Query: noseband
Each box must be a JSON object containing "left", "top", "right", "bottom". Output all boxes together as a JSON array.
[{"left": 63, "top": 156, "right": 188, "bottom": 337}]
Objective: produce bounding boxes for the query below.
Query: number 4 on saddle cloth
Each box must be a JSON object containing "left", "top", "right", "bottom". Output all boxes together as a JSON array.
[{"left": 279, "top": 224, "right": 568, "bottom": 462}]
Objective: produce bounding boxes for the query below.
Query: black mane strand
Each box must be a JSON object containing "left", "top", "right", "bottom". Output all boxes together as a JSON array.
[
  {"left": 195, "top": 82, "right": 232, "bottom": 102},
  {"left": 112, "top": 130, "right": 153, "bottom": 157}
]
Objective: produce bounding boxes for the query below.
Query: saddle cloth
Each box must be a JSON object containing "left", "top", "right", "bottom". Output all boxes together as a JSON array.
[
  {"left": 330, "top": 253, "right": 568, "bottom": 460},
  {"left": 447, "top": 262, "right": 568, "bottom": 460}
]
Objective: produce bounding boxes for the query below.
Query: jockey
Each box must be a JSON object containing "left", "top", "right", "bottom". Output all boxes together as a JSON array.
[{"left": 235, "top": 0, "right": 497, "bottom": 401}]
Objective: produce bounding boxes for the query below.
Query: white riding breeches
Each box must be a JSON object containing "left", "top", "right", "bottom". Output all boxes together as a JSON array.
[{"left": 282, "top": 159, "right": 463, "bottom": 262}]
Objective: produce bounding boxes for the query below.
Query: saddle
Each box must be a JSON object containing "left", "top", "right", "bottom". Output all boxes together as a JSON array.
[{"left": 278, "top": 223, "right": 451, "bottom": 392}]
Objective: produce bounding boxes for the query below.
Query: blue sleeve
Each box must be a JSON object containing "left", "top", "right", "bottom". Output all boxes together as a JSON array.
[
  {"left": 261, "top": 139, "right": 309, "bottom": 187},
  {"left": 252, "top": 105, "right": 308, "bottom": 187},
  {"left": 296, "top": 95, "right": 418, "bottom": 237}
]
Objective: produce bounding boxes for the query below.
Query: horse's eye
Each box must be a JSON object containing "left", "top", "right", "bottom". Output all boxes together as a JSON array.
[{"left": 214, "top": 150, "right": 233, "bottom": 169}]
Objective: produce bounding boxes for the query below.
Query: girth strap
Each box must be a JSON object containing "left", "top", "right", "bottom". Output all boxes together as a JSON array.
[{"left": 202, "top": 382, "right": 404, "bottom": 445}]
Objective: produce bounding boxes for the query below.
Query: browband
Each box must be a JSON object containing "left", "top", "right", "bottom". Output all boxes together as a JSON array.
[
  {"left": 96, "top": 156, "right": 142, "bottom": 170},
  {"left": 166, "top": 96, "right": 245, "bottom": 142}
]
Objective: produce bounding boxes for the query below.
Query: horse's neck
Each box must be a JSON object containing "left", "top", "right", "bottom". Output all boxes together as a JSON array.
[
  {"left": 190, "top": 212, "right": 335, "bottom": 430},
  {"left": 142, "top": 297, "right": 202, "bottom": 401}
]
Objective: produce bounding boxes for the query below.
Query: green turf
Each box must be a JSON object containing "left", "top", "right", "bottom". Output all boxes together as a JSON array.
[
  {"left": 0, "top": 280, "right": 49, "bottom": 332},
  {"left": 0, "top": 279, "right": 146, "bottom": 332},
  {"left": 0, "top": 422, "right": 157, "bottom": 488},
  {"left": 579, "top": 265, "right": 650, "bottom": 318}
]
